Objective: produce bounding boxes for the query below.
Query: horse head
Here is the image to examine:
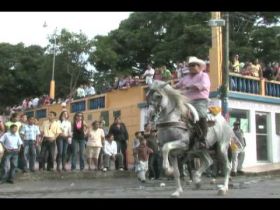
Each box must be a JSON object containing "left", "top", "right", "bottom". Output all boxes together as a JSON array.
[
  {"left": 146, "top": 80, "right": 176, "bottom": 122},
  {"left": 146, "top": 80, "right": 199, "bottom": 124}
]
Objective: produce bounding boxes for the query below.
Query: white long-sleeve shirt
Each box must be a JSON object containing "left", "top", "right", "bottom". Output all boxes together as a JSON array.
[{"left": 104, "top": 140, "right": 117, "bottom": 156}]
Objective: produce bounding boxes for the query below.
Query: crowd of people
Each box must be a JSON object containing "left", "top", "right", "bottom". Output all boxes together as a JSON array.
[
  {"left": 0, "top": 56, "right": 248, "bottom": 185},
  {"left": 230, "top": 54, "right": 280, "bottom": 81}
]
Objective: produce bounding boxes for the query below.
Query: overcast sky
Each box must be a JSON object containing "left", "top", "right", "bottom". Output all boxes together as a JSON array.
[{"left": 0, "top": 12, "right": 131, "bottom": 47}]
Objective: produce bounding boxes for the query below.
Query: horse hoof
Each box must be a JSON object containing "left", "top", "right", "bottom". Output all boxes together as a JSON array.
[
  {"left": 217, "top": 189, "right": 227, "bottom": 196},
  {"left": 210, "top": 179, "right": 216, "bottom": 185},
  {"left": 171, "top": 191, "right": 180, "bottom": 198},
  {"left": 195, "top": 183, "right": 201, "bottom": 189},
  {"left": 178, "top": 188, "right": 183, "bottom": 194},
  {"left": 165, "top": 168, "right": 174, "bottom": 176}
]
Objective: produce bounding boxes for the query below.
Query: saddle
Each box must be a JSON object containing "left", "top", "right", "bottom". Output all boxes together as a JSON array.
[{"left": 207, "top": 106, "right": 221, "bottom": 127}]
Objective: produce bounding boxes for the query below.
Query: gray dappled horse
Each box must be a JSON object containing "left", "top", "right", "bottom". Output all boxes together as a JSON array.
[{"left": 146, "top": 80, "right": 233, "bottom": 197}]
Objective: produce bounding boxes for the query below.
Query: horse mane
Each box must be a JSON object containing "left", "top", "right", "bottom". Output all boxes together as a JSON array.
[{"left": 151, "top": 80, "right": 190, "bottom": 116}]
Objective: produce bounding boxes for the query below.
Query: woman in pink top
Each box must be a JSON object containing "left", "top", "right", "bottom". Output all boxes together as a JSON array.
[{"left": 175, "top": 56, "right": 210, "bottom": 149}]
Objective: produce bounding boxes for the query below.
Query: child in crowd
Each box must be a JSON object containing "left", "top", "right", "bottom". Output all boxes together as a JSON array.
[{"left": 133, "top": 136, "right": 153, "bottom": 183}]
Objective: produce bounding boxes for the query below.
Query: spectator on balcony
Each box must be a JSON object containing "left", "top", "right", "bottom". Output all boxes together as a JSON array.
[
  {"left": 251, "top": 59, "right": 262, "bottom": 78},
  {"left": 175, "top": 62, "right": 184, "bottom": 79},
  {"left": 118, "top": 75, "right": 130, "bottom": 90},
  {"left": 160, "top": 65, "right": 172, "bottom": 81},
  {"left": 275, "top": 64, "right": 280, "bottom": 81},
  {"left": 85, "top": 83, "right": 96, "bottom": 96},
  {"left": 32, "top": 97, "right": 39, "bottom": 108},
  {"left": 241, "top": 62, "right": 253, "bottom": 76},
  {"left": 130, "top": 75, "right": 141, "bottom": 87},
  {"left": 153, "top": 68, "right": 162, "bottom": 81},
  {"left": 142, "top": 64, "right": 155, "bottom": 85},
  {"left": 263, "top": 64, "right": 274, "bottom": 80},
  {"left": 232, "top": 54, "right": 240, "bottom": 73},
  {"left": 76, "top": 84, "right": 86, "bottom": 98}
]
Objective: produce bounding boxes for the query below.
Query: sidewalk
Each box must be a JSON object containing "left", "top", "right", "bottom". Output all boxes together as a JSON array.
[
  {"left": 15, "top": 162, "right": 136, "bottom": 181},
  {"left": 14, "top": 162, "right": 280, "bottom": 181},
  {"left": 243, "top": 163, "right": 280, "bottom": 176}
]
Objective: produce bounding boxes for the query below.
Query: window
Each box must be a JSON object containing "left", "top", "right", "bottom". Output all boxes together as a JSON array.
[
  {"left": 275, "top": 113, "right": 280, "bottom": 135},
  {"left": 25, "top": 111, "right": 34, "bottom": 118},
  {"left": 36, "top": 109, "right": 47, "bottom": 119},
  {"left": 88, "top": 96, "right": 105, "bottom": 110},
  {"left": 100, "top": 111, "right": 109, "bottom": 127},
  {"left": 229, "top": 109, "right": 250, "bottom": 132},
  {"left": 71, "top": 101, "right": 86, "bottom": 113}
]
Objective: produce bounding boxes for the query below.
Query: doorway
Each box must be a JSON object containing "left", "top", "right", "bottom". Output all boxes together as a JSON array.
[{"left": 255, "top": 112, "right": 269, "bottom": 161}]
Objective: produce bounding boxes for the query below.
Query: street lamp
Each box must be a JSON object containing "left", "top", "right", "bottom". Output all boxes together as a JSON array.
[
  {"left": 208, "top": 12, "right": 229, "bottom": 120},
  {"left": 43, "top": 21, "right": 57, "bottom": 100}
]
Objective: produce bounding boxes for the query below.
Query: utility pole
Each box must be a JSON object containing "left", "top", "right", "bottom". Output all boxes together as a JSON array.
[{"left": 221, "top": 12, "right": 230, "bottom": 120}]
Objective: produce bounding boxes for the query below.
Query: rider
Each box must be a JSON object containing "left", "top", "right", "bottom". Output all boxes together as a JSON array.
[{"left": 175, "top": 56, "right": 210, "bottom": 149}]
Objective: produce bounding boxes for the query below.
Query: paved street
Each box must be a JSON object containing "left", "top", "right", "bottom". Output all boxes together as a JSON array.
[{"left": 1, "top": 173, "right": 280, "bottom": 198}]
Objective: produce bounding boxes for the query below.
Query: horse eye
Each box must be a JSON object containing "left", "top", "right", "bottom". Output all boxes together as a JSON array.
[{"left": 156, "top": 94, "right": 162, "bottom": 99}]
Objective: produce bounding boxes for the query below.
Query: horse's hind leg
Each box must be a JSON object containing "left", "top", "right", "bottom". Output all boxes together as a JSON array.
[
  {"left": 169, "top": 155, "right": 183, "bottom": 197},
  {"left": 216, "top": 144, "right": 231, "bottom": 195},
  {"left": 192, "top": 150, "right": 213, "bottom": 189}
]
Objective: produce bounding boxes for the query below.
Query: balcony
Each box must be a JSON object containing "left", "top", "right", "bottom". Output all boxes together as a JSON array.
[{"left": 229, "top": 73, "right": 280, "bottom": 98}]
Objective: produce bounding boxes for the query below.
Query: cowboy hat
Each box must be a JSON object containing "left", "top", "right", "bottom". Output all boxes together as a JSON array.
[{"left": 188, "top": 56, "right": 205, "bottom": 66}]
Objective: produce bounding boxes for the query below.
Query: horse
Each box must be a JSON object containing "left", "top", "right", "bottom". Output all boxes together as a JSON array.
[{"left": 146, "top": 80, "right": 234, "bottom": 197}]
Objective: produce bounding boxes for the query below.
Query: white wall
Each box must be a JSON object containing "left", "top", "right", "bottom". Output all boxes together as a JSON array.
[{"left": 229, "top": 99, "right": 280, "bottom": 167}]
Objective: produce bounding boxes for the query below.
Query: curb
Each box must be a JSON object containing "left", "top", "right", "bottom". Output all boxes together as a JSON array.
[
  {"left": 244, "top": 169, "right": 280, "bottom": 176},
  {"left": 15, "top": 170, "right": 136, "bottom": 181}
]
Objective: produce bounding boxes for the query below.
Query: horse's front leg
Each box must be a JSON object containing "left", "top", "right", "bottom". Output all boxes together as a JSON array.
[
  {"left": 162, "top": 140, "right": 186, "bottom": 175},
  {"left": 169, "top": 155, "right": 183, "bottom": 197}
]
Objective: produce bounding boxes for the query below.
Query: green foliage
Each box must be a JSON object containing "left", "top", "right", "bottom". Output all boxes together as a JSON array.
[{"left": 1, "top": 12, "right": 280, "bottom": 113}]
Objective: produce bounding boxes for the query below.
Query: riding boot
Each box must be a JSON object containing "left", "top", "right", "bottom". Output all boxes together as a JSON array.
[{"left": 198, "top": 117, "right": 208, "bottom": 149}]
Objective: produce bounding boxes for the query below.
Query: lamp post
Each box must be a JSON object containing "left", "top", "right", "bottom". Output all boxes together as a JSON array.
[
  {"left": 221, "top": 12, "right": 229, "bottom": 120},
  {"left": 208, "top": 12, "right": 229, "bottom": 120},
  {"left": 43, "top": 21, "right": 57, "bottom": 100},
  {"left": 49, "top": 29, "right": 57, "bottom": 100}
]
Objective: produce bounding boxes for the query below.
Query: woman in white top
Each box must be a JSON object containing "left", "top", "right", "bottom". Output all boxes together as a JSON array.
[
  {"left": 86, "top": 121, "right": 105, "bottom": 170},
  {"left": 56, "top": 111, "right": 72, "bottom": 171}
]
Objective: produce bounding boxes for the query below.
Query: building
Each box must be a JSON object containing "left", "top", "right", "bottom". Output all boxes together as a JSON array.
[{"left": 24, "top": 86, "right": 149, "bottom": 168}]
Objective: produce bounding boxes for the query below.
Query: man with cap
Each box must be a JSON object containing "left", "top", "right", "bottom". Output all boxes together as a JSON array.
[
  {"left": 175, "top": 56, "right": 210, "bottom": 149},
  {"left": 231, "top": 120, "right": 246, "bottom": 176}
]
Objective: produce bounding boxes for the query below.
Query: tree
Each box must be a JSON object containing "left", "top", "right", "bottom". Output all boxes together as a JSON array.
[
  {"left": 42, "top": 29, "right": 95, "bottom": 99},
  {"left": 0, "top": 43, "right": 45, "bottom": 111},
  {"left": 90, "top": 12, "right": 212, "bottom": 76}
]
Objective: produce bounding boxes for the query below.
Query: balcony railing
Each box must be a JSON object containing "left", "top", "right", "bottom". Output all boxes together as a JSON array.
[
  {"left": 265, "top": 80, "right": 280, "bottom": 97},
  {"left": 229, "top": 73, "right": 280, "bottom": 98},
  {"left": 229, "top": 73, "right": 261, "bottom": 95}
]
